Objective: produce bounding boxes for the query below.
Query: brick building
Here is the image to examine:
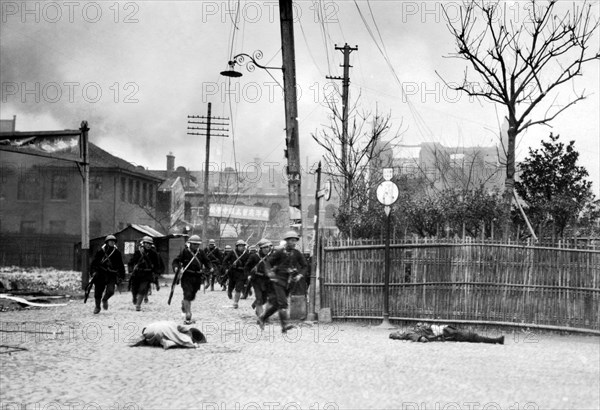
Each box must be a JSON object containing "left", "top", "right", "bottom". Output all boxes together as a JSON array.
[{"left": 0, "top": 142, "right": 164, "bottom": 269}]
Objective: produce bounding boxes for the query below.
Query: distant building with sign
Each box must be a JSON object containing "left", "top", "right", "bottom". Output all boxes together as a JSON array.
[{"left": 150, "top": 154, "right": 340, "bottom": 245}]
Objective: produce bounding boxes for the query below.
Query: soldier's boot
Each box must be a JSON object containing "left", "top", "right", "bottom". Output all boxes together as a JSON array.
[
  {"left": 131, "top": 292, "right": 137, "bottom": 305},
  {"left": 233, "top": 291, "right": 241, "bottom": 309},
  {"left": 278, "top": 309, "right": 294, "bottom": 333},
  {"left": 102, "top": 298, "right": 109, "bottom": 310},
  {"left": 135, "top": 294, "right": 144, "bottom": 311},
  {"left": 182, "top": 300, "right": 193, "bottom": 323},
  {"left": 227, "top": 283, "right": 233, "bottom": 299},
  {"left": 93, "top": 300, "right": 101, "bottom": 314},
  {"left": 255, "top": 304, "right": 264, "bottom": 318},
  {"left": 473, "top": 334, "right": 504, "bottom": 344},
  {"left": 258, "top": 305, "right": 277, "bottom": 330},
  {"left": 210, "top": 276, "right": 215, "bottom": 291}
]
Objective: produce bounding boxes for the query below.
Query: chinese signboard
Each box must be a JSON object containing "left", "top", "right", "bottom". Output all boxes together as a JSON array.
[{"left": 201, "top": 204, "right": 271, "bottom": 222}]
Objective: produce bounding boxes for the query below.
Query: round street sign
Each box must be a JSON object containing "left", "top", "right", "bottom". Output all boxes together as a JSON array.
[{"left": 376, "top": 180, "right": 399, "bottom": 206}]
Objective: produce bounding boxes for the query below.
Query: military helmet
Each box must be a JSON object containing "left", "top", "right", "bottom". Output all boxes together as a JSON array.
[
  {"left": 209, "top": 239, "right": 216, "bottom": 245},
  {"left": 235, "top": 239, "right": 246, "bottom": 246},
  {"left": 141, "top": 236, "right": 154, "bottom": 244},
  {"left": 105, "top": 234, "right": 117, "bottom": 243},
  {"left": 224, "top": 245, "right": 232, "bottom": 251},
  {"left": 257, "top": 238, "right": 272, "bottom": 248},
  {"left": 188, "top": 235, "right": 202, "bottom": 244},
  {"left": 283, "top": 230, "right": 299, "bottom": 240}
]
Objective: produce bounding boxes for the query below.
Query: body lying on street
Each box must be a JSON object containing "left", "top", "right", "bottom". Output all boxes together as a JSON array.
[
  {"left": 389, "top": 322, "right": 504, "bottom": 344},
  {"left": 130, "top": 321, "right": 207, "bottom": 349}
]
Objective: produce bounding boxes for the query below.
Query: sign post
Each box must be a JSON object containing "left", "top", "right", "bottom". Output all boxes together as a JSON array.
[{"left": 376, "top": 168, "right": 399, "bottom": 328}]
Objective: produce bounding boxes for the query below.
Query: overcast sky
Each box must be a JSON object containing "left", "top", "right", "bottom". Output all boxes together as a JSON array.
[{"left": 1, "top": 0, "right": 599, "bottom": 196}]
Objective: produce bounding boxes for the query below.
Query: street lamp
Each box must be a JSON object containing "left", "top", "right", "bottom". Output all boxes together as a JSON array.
[{"left": 220, "top": 50, "right": 281, "bottom": 78}]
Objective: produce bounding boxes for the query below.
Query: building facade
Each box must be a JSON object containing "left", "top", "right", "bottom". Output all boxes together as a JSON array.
[{"left": 0, "top": 142, "right": 164, "bottom": 269}]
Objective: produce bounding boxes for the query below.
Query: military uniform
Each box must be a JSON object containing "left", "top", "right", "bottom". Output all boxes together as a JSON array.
[
  {"left": 90, "top": 235, "right": 125, "bottom": 314},
  {"left": 128, "top": 236, "right": 162, "bottom": 311},
  {"left": 244, "top": 239, "right": 273, "bottom": 318},
  {"left": 204, "top": 240, "right": 223, "bottom": 291},
  {"left": 389, "top": 323, "right": 505, "bottom": 344},
  {"left": 258, "top": 231, "right": 307, "bottom": 333},
  {"left": 172, "top": 235, "right": 212, "bottom": 323},
  {"left": 223, "top": 240, "right": 249, "bottom": 308}
]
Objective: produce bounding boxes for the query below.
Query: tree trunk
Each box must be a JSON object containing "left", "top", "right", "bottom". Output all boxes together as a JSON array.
[{"left": 502, "top": 119, "right": 518, "bottom": 239}]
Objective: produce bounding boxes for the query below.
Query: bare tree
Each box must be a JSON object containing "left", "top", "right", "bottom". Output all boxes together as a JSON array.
[
  {"left": 438, "top": 0, "right": 599, "bottom": 233},
  {"left": 312, "top": 94, "right": 404, "bottom": 219}
]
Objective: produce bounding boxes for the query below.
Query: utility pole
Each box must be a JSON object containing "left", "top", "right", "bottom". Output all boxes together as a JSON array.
[
  {"left": 279, "top": 0, "right": 303, "bottom": 241},
  {"left": 187, "top": 103, "right": 229, "bottom": 246},
  {"left": 80, "top": 121, "right": 90, "bottom": 290},
  {"left": 327, "top": 43, "right": 358, "bottom": 210}
]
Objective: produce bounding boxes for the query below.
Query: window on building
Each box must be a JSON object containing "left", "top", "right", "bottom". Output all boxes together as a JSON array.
[
  {"left": 128, "top": 179, "right": 133, "bottom": 203},
  {"left": 49, "top": 220, "right": 66, "bottom": 234},
  {"left": 17, "top": 171, "right": 41, "bottom": 200},
  {"left": 124, "top": 241, "right": 136, "bottom": 255},
  {"left": 120, "top": 177, "right": 126, "bottom": 202},
  {"left": 135, "top": 181, "right": 140, "bottom": 205},
  {"left": 90, "top": 221, "right": 102, "bottom": 238},
  {"left": 142, "top": 183, "right": 147, "bottom": 207},
  {"left": 90, "top": 175, "right": 102, "bottom": 200},
  {"left": 51, "top": 174, "right": 68, "bottom": 200},
  {"left": 20, "top": 220, "right": 36, "bottom": 234}
]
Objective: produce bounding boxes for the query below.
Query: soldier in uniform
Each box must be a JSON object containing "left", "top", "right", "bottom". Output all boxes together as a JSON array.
[
  {"left": 241, "top": 245, "right": 257, "bottom": 300},
  {"left": 90, "top": 235, "right": 125, "bottom": 314},
  {"left": 218, "top": 245, "right": 232, "bottom": 291},
  {"left": 244, "top": 239, "right": 273, "bottom": 319},
  {"left": 172, "top": 235, "right": 213, "bottom": 324},
  {"left": 258, "top": 230, "right": 307, "bottom": 333},
  {"left": 223, "top": 239, "right": 249, "bottom": 309},
  {"left": 204, "top": 239, "right": 223, "bottom": 291},
  {"left": 389, "top": 323, "right": 505, "bottom": 344},
  {"left": 128, "top": 236, "right": 162, "bottom": 312},
  {"left": 144, "top": 240, "right": 164, "bottom": 303}
]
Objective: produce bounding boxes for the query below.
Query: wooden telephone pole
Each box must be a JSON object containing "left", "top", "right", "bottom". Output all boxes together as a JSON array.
[
  {"left": 327, "top": 43, "right": 358, "bottom": 208},
  {"left": 279, "top": 0, "right": 303, "bottom": 239},
  {"left": 187, "top": 102, "right": 229, "bottom": 245}
]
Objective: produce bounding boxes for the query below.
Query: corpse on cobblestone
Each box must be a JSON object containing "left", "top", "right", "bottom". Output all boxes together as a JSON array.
[
  {"left": 389, "top": 323, "right": 504, "bottom": 344},
  {"left": 130, "top": 321, "right": 207, "bottom": 349}
]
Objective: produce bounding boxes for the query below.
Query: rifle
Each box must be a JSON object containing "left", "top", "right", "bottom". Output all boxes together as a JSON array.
[
  {"left": 83, "top": 272, "right": 96, "bottom": 304},
  {"left": 168, "top": 265, "right": 181, "bottom": 305}
]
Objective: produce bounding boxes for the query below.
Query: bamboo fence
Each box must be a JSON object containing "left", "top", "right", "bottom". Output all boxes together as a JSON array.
[{"left": 320, "top": 237, "right": 600, "bottom": 332}]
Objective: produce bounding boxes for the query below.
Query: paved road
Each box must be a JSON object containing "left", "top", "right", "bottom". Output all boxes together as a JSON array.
[{"left": 1, "top": 279, "right": 598, "bottom": 410}]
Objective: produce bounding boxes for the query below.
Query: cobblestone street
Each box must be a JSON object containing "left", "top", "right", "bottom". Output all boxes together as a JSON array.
[{"left": 1, "top": 279, "right": 598, "bottom": 410}]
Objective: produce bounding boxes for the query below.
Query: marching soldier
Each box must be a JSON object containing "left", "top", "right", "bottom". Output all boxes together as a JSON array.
[
  {"left": 144, "top": 240, "right": 165, "bottom": 303},
  {"left": 90, "top": 235, "right": 125, "bottom": 314},
  {"left": 244, "top": 239, "right": 273, "bottom": 319},
  {"left": 241, "top": 245, "right": 257, "bottom": 300},
  {"left": 219, "top": 245, "right": 233, "bottom": 291},
  {"left": 204, "top": 239, "right": 223, "bottom": 291},
  {"left": 128, "top": 236, "right": 162, "bottom": 312},
  {"left": 223, "top": 239, "right": 250, "bottom": 309},
  {"left": 172, "top": 235, "right": 213, "bottom": 324},
  {"left": 258, "top": 230, "right": 307, "bottom": 333}
]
